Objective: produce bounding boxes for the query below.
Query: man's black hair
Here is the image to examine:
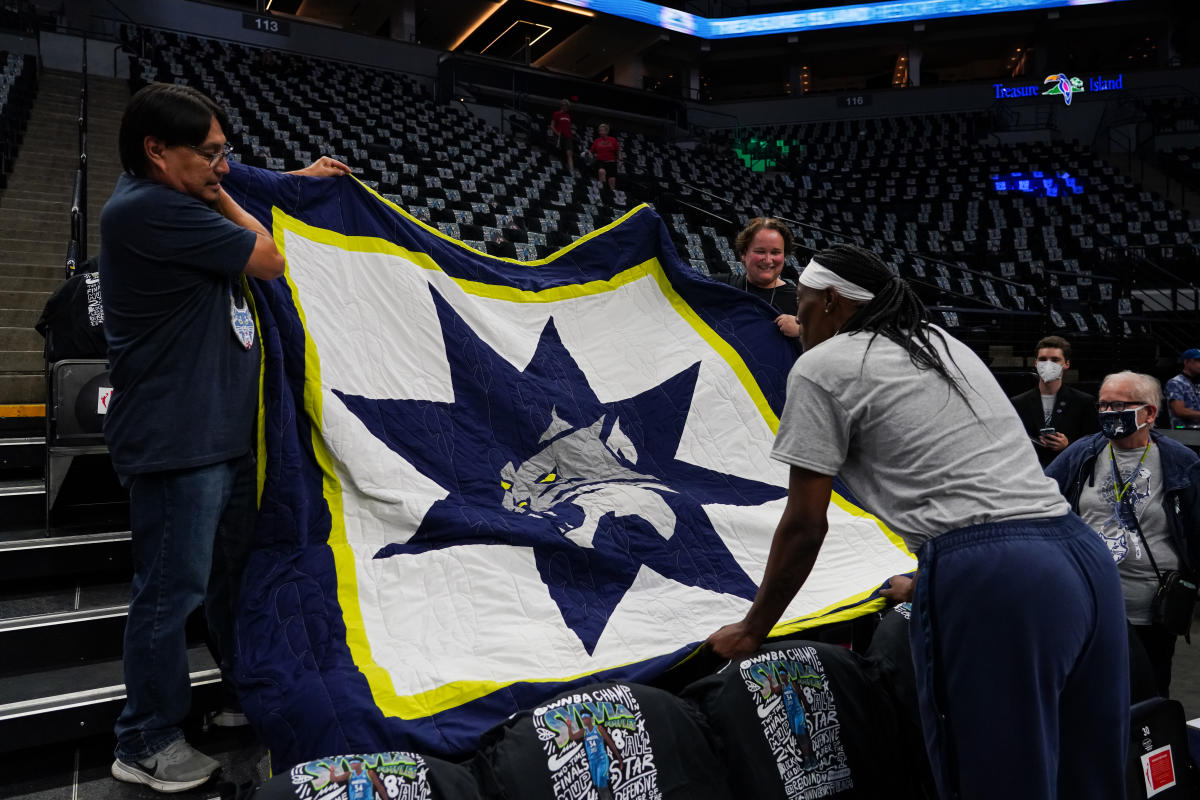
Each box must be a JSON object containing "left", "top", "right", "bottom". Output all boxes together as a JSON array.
[
  {"left": 118, "top": 83, "right": 229, "bottom": 177},
  {"left": 813, "top": 243, "right": 968, "bottom": 400}
]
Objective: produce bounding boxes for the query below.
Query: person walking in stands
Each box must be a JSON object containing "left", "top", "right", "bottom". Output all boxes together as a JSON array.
[
  {"left": 589, "top": 122, "right": 621, "bottom": 189},
  {"left": 1009, "top": 335, "right": 1097, "bottom": 467},
  {"left": 549, "top": 98, "right": 575, "bottom": 175},
  {"left": 100, "top": 83, "right": 348, "bottom": 793},
  {"left": 1165, "top": 347, "right": 1200, "bottom": 430},
  {"left": 706, "top": 243, "right": 1128, "bottom": 800},
  {"left": 1047, "top": 371, "right": 1200, "bottom": 697}
]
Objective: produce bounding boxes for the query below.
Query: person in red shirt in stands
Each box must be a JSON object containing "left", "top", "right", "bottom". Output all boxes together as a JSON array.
[
  {"left": 549, "top": 99, "right": 575, "bottom": 175},
  {"left": 589, "top": 122, "right": 621, "bottom": 189}
]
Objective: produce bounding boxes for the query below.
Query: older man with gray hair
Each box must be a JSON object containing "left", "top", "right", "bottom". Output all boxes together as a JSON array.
[{"left": 1046, "top": 370, "right": 1200, "bottom": 696}]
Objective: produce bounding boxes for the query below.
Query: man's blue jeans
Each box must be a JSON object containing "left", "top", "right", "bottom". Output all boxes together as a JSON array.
[{"left": 114, "top": 453, "right": 255, "bottom": 762}]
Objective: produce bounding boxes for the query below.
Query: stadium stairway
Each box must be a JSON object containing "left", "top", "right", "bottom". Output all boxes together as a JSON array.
[
  {"left": 0, "top": 427, "right": 246, "bottom": 774},
  {"left": 0, "top": 67, "right": 245, "bottom": 777},
  {"left": 0, "top": 69, "right": 126, "bottom": 408}
]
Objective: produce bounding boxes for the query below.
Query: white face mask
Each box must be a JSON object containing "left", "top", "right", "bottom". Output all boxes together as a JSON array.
[{"left": 1036, "top": 361, "right": 1063, "bottom": 383}]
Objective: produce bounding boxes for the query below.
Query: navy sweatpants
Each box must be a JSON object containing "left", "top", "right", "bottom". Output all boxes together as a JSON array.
[{"left": 910, "top": 514, "right": 1129, "bottom": 800}]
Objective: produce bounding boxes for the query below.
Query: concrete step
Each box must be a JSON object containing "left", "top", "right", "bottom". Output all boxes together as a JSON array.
[
  {"left": 2, "top": 231, "right": 75, "bottom": 245},
  {"left": 0, "top": 373, "right": 42, "bottom": 405},
  {"left": 9, "top": 134, "right": 80, "bottom": 148},
  {"left": 6, "top": 166, "right": 124, "bottom": 180},
  {"left": 0, "top": 196, "right": 74, "bottom": 210},
  {"left": 0, "top": 252, "right": 79, "bottom": 266},
  {"left": 10, "top": 151, "right": 92, "bottom": 165},
  {"left": 0, "top": 290, "right": 54, "bottom": 309},
  {"left": 1, "top": 191, "right": 79, "bottom": 203},
  {"left": 0, "top": 263, "right": 72, "bottom": 280},
  {"left": 0, "top": 233, "right": 74, "bottom": 249},
  {"left": 0, "top": 224, "right": 76, "bottom": 239},
  {"left": 0, "top": 234, "right": 83, "bottom": 246},
  {"left": 7, "top": 165, "right": 123, "bottom": 178},
  {"left": 0, "top": 645, "right": 219, "bottom": 753},
  {"left": 0, "top": 325, "right": 45, "bottom": 348},
  {"left": 33, "top": 101, "right": 122, "bottom": 116},
  {"left": 3, "top": 177, "right": 75, "bottom": 192},
  {"left": 0, "top": 276, "right": 61, "bottom": 293},
  {"left": 0, "top": 204, "right": 103, "bottom": 217},
  {"left": 0, "top": 198, "right": 70, "bottom": 213},
  {"left": 0, "top": 272, "right": 64, "bottom": 287},
  {"left": 0, "top": 530, "right": 131, "bottom": 583},
  {"left": 0, "top": 265, "right": 66, "bottom": 280},
  {"left": 0, "top": 351, "right": 43, "bottom": 373},
  {"left": 0, "top": 249, "right": 69, "bottom": 264},
  {"left": 1, "top": 244, "right": 70, "bottom": 260},
  {"left": 0, "top": 477, "right": 42, "bottom": 497},
  {"left": 0, "top": 309, "right": 40, "bottom": 328},
  {"left": 0, "top": 241, "right": 76, "bottom": 256}
]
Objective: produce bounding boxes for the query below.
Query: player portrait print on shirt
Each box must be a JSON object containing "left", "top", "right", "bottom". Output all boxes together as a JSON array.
[
  {"left": 741, "top": 646, "right": 853, "bottom": 798},
  {"left": 287, "top": 753, "right": 433, "bottom": 800},
  {"left": 1097, "top": 461, "right": 1153, "bottom": 563},
  {"left": 534, "top": 685, "right": 661, "bottom": 800}
]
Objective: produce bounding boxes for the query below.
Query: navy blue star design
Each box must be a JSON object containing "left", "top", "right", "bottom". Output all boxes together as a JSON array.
[{"left": 333, "top": 285, "right": 786, "bottom": 653}]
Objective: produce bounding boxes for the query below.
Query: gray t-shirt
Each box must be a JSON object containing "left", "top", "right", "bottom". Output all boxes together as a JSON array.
[
  {"left": 1077, "top": 442, "right": 1173, "bottom": 624},
  {"left": 1039, "top": 392, "right": 1056, "bottom": 426},
  {"left": 771, "top": 328, "right": 1070, "bottom": 552}
]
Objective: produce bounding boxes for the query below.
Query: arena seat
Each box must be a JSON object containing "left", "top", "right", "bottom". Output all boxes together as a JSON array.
[
  {"left": 125, "top": 28, "right": 1189, "bottom": 350},
  {"left": 0, "top": 52, "right": 36, "bottom": 190}
]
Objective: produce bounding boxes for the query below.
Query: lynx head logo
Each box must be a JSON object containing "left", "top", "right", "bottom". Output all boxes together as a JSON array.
[{"left": 499, "top": 408, "right": 676, "bottom": 549}]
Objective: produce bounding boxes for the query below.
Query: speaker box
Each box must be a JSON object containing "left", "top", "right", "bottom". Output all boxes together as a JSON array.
[{"left": 50, "top": 359, "right": 111, "bottom": 445}]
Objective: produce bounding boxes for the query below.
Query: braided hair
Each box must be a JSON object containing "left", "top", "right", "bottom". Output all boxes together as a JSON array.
[{"left": 812, "top": 243, "right": 968, "bottom": 398}]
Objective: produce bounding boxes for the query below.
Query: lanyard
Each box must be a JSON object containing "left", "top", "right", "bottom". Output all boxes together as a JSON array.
[{"left": 1108, "top": 441, "right": 1151, "bottom": 504}]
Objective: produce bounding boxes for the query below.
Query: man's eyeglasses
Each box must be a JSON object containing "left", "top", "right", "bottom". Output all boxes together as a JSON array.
[
  {"left": 185, "top": 143, "right": 234, "bottom": 167},
  {"left": 1096, "top": 401, "right": 1146, "bottom": 412}
]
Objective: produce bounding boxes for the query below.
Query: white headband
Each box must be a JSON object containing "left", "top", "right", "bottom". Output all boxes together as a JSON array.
[{"left": 797, "top": 259, "right": 876, "bottom": 302}]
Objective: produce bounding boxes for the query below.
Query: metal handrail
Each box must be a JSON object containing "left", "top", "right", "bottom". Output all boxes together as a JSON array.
[
  {"left": 671, "top": 198, "right": 732, "bottom": 227},
  {"left": 65, "top": 35, "right": 88, "bottom": 277},
  {"left": 678, "top": 181, "right": 1033, "bottom": 297},
  {"left": 67, "top": 171, "right": 83, "bottom": 278}
]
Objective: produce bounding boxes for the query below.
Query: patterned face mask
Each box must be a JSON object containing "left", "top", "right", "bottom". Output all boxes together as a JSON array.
[{"left": 1098, "top": 406, "right": 1145, "bottom": 439}]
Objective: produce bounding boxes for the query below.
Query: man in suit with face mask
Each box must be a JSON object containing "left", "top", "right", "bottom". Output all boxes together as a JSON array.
[{"left": 1010, "top": 335, "right": 1098, "bottom": 467}]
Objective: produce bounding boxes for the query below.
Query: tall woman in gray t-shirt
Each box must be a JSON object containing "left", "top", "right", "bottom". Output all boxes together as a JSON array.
[{"left": 707, "top": 244, "right": 1128, "bottom": 800}]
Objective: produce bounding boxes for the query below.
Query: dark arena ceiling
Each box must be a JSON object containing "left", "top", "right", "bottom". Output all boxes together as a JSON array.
[{"left": 231, "top": 0, "right": 1191, "bottom": 99}]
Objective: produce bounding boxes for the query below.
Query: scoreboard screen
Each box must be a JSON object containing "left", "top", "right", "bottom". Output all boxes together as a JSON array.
[{"left": 551, "top": 0, "right": 1131, "bottom": 39}]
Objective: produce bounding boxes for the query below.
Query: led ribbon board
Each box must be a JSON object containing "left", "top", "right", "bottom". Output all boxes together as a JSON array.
[{"left": 553, "top": 0, "right": 1131, "bottom": 39}]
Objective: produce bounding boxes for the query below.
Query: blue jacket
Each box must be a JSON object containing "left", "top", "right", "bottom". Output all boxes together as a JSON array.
[{"left": 1045, "top": 431, "right": 1200, "bottom": 573}]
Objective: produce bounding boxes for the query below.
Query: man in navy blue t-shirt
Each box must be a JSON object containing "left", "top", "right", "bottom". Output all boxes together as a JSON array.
[{"left": 99, "top": 83, "right": 348, "bottom": 793}]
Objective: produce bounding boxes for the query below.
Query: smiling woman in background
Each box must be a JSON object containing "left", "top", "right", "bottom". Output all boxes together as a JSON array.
[{"left": 728, "top": 217, "right": 799, "bottom": 339}]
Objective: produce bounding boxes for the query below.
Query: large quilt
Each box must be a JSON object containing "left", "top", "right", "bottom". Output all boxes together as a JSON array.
[{"left": 222, "top": 164, "right": 916, "bottom": 765}]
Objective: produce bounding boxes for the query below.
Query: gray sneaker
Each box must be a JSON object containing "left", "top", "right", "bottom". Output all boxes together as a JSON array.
[{"left": 111, "top": 738, "right": 220, "bottom": 793}]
